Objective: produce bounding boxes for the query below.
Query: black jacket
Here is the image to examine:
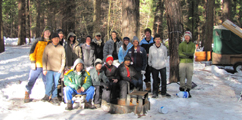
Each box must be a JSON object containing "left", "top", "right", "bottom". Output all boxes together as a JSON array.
[
  {"left": 117, "top": 63, "right": 139, "bottom": 81},
  {"left": 102, "top": 64, "right": 119, "bottom": 81},
  {"left": 91, "top": 41, "right": 104, "bottom": 60}
]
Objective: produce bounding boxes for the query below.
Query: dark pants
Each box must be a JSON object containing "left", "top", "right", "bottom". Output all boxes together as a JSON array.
[
  {"left": 94, "top": 86, "right": 111, "bottom": 104},
  {"left": 144, "top": 65, "right": 151, "bottom": 83},
  {"left": 109, "top": 81, "right": 118, "bottom": 101},
  {"left": 152, "top": 67, "right": 167, "bottom": 95}
]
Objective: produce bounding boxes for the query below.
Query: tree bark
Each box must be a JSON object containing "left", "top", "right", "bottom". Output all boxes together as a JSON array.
[
  {"left": 153, "top": 0, "right": 164, "bottom": 39},
  {"left": 204, "top": 0, "right": 214, "bottom": 52},
  {"left": 93, "top": 0, "right": 101, "bottom": 34},
  {"left": 36, "top": 0, "right": 41, "bottom": 37},
  {"left": 18, "top": 0, "right": 26, "bottom": 45},
  {"left": 0, "top": 0, "right": 4, "bottom": 53},
  {"left": 222, "top": 0, "right": 232, "bottom": 22},
  {"left": 122, "top": 0, "right": 140, "bottom": 39},
  {"left": 62, "top": 0, "right": 76, "bottom": 35},
  {"left": 26, "top": 0, "right": 31, "bottom": 43},
  {"left": 106, "top": 0, "right": 111, "bottom": 42},
  {"left": 165, "top": 0, "right": 182, "bottom": 83}
]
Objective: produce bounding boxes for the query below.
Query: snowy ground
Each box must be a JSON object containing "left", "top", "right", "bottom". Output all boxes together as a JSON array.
[{"left": 0, "top": 39, "right": 242, "bottom": 120}]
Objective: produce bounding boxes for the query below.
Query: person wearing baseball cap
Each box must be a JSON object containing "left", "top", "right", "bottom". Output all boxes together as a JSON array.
[{"left": 178, "top": 31, "right": 195, "bottom": 98}]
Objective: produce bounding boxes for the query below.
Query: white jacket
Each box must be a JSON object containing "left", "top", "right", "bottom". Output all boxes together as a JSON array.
[{"left": 148, "top": 44, "right": 167, "bottom": 70}]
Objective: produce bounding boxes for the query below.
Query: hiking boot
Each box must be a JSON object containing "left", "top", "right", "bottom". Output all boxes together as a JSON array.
[
  {"left": 179, "top": 87, "right": 185, "bottom": 91},
  {"left": 65, "top": 100, "right": 73, "bottom": 110},
  {"left": 161, "top": 93, "right": 171, "bottom": 98},
  {"left": 85, "top": 100, "right": 96, "bottom": 109},
  {"left": 186, "top": 89, "right": 192, "bottom": 98},
  {"left": 52, "top": 97, "right": 60, "bottom": 106},
  {"left": 152, "top": 95, "right": 158, "bottom": 98},
  {"left": 145, "top": 82, "right": 151, "bottom": 92},
  {"left": 41, "top": 95, "right": 50, "bottom": 102},
  {"left": 24, "top": 91, "right": 30, "bottom": 103}
]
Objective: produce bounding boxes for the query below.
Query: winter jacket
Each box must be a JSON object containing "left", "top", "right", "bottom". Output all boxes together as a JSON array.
[
  {"left": 127, "top": 46, "right": 147, "bottom": 72},
  {"left": 42, "top": 43, "right": 66, "bottom": 72},
  {"left": 139, "top": 37, "right": 154, "bottom": 54},
  {"left": 103, "top": 38, "right": 122, "bottom": 61},
  {"left": 89, "top": 68, "right": 109, "bottom": 86},
  {"left": 81, "top": 44, "right": 96, "bottom": 68},
  {"left": 92, "top": 38, "right": 104, "bottom": 60},
  {"left": 102, "top": 64, "right": 119, "bottom": 80},
  {"left": 65, "top": 32, "right": 82, "bottom": 67},
  {"left": 117, "top": 63, "right": 139, "bottom": 81},
  {"left": 29, "top": 37, "right": 50, "bottom": 68},
  {"left": 178, "top": 41, "right": 195, "bottom": 63},
  {"left": 148, "top": 44, "right": 167, "bottom": 69},
  {"left": 118, "top": 43, "right": 133, "bottom": 63},
  {"left": 64, "top": 69, "right": 92, "bottom": 91}
]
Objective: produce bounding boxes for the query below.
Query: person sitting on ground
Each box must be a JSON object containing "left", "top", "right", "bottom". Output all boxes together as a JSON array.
[
  {"left": 117, "top": 56, "right": 140, "bottom": 105},
  {"left": 102, "top": 55, "right": 119, "bottom": 103},
  {"left": 89, "top": 59, "right": 110, "bottom": 108},
  {"left": 63, "top": 58, "right": 96, "bottom": 110}
]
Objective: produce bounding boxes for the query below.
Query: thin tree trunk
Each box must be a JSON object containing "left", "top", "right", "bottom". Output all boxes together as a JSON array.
[
  {"left": 165, "top": 0, "right": 182, "bottom": 83},
  {"left": 107, "top": 0, "right": 111, "bottom": 42},
  {"left": 36, "top": 0, "right": 41, "bottom": 37},
  {"left": 204, "top": 0, "right": 214, "bottom": 52},
  {"left": 153, "top": 0, "right": 164, "bottom": 39},
  {"left": 0, "top": 0, "right": 4, "bottom": 53},
  {"left": 18, "top": 0, "right": 26, "bottom": 45},
  {"left": 27, "top": 0, "right": 31, "bottom": 43},
  {"left": 93, "top": 0, "right": 101, "bottom": 34}
]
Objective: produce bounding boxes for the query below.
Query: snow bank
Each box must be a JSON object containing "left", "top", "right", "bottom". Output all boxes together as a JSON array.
[{"left": 4, "top": 37, "right": 34, "bottom": 46}]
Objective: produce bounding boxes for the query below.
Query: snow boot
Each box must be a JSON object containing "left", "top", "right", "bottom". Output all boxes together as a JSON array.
[
  {"left": 24, "top": 91, "right": 30, "bottom": 103},
  {"left": 85, "top": 100, "right": 96, "bottom": 109},
  {"left": 118, "top": 99, "right": 126, "bottom": 105},
  {"left": 145, "top": 82, "right": 151, "bottom": 92},
  {"left": 41, "top": 95, "right": 50, "bottom": 102},
  {"left": 161, "top": 93, "right": 171, "bottom": 98},
  {"left": 65, "top": 100, "right": 73, "bottom": 110},
  {"left": 179, "top": 87, "right": 185, "bottom": 91},
  {"left": 52, "top": 97, "right": 60, "bottom": 106},
  {"left": 186, "top": 89, "right": 192, "bottom": 98}
]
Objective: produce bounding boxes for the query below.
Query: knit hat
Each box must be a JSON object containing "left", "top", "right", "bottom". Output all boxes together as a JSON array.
[
  {"left": 132, "top": 36, "right": 139, "bottom": 43},
  {"left": 106, "top": 55, "right": 114, "bottom": 63},
  {"left": 72, "top": 58, "right": 84, "bottom": 70},
  {"left": 95, "top": 32, "right": 101, "bottom": 36},
  {"left": 51, "top": 32, "right": 60, "bottom": 39},
  {"left": 95, "top": 58, "right": 103, "bottom": 66},
  {"left": 124, "top": 56, "right": 132, "bottom": 62},
  {"left": 43, "top": 26, "right": 52, "bottom": 33},
  {"left": 123, "top": 37, "right": 130, "bottom": 41},
  {"left": 184, "top": 31, "right": 192, "bottom": 39},
  {"left": 57, "top": 29, "right": 64, "bottom": 34}
]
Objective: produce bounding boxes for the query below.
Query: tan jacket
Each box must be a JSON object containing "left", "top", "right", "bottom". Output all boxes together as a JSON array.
[{"left": 42, "top": 43, "right": 66, "bottom": 72}]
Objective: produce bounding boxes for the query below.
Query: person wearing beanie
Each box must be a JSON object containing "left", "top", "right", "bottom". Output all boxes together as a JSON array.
[
  {"left": 92, "top": 32, "right": 104, "bottom": 60},
  {"left": 57, "top": 29, "right": 66, "bottom": 46},
  {"left": 63, "top": 58, "right": 96, "bottom": 110},
  {"left": 81, "top": 36, "right": 96, "bottom": 70},
  {"left": 178, "top": 31, "right": 195, "bottom": 98},
  {"left": 139, "top": 28, "right": 154, "bottom": 92},
  {"left": 118, "top": 37, "right": 133, "bottom": 63},
  {"left": 89, "top": 59, "right": 110, "bottom": 108},
  {"left": 42, "top": 32, "right": 66, "bottom": 105},
  {"left": 102, "top": 55, "right": 119, "bottom": 103},
  {"left": 65, "top": 32, "right": 82, "bottom": 68},
  {"left": 127, "top": 36, "right": 147, "bottom": 91},
  {"left": 149, "top": 34, "right": 171, "bottom": 98},
  {"left": 24, "top": 27, "right": 52, "bottom": 103},
  {"left": 116, "top": 56, "right": 140, "bottom": 105}
]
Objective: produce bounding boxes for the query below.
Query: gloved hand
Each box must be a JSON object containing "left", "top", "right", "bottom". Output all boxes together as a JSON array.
[
  {"left": 30, "top": 62, "right": 36, "bottom": 70},
  {"left": 141, "top": 70, "right": 146, "bottom": 75}
]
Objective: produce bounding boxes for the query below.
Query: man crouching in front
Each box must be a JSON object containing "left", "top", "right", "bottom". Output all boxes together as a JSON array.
[{"left": 63, "top": 58, "right": 96, "bottom": 110}]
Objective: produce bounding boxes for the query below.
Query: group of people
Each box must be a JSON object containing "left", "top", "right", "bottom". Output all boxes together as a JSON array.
[{"left": 24, "top": 27, "right": 195, "bottom": 110}]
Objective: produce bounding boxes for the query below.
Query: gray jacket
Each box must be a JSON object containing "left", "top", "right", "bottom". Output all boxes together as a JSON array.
[
  {"left": 103, "top": 38, "right": 122, "bottom": 61},
  {"left": 89, "top": 68, "right": 109, "bottom": 86},
  {"left": 81, "top": 43, "right": 96, "bottom": 68}
]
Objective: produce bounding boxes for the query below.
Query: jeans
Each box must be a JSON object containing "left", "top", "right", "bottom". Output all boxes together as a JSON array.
[
  {"left": 25, "top": 67, "right": 46, "bottom": 94},
  {"left": 45, "top": 71, "right": 61, "bottom": 98}
]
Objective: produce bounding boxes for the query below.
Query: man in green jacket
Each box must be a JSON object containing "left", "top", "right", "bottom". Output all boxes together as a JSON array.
[
  {"left": 178, "top": 31, "right": 195, "bottom": 98},
  {"left": 64, "top": 58, "right": 96, "bottom": 110}
]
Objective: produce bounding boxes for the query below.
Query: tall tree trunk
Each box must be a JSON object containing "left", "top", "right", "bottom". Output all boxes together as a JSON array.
[
  {"left": 93, "top": 0, "right": 101, "bottom": 34},
  {"left": 153, "top": 0, "right": 164, "bottom": 39},
  {"left": 62, "top": 0, "right": 76, "bottom": 35},
  {"left": 106, "top": 0, "right": 111, "bottom": 42},
  {"left": 122, "top": 0, "right": 140, "bottom": 39},
  {"left": 26, "top": 0, "right": 31, "bottom": 43},
  {"left": 222, "top": 0, "right": 232, "bottom": 22},
  {"left": 165, "top": 0, "right": 182, "bottom": 83},
  {"left": 47, "top": 0, "right": 52, "bottom": 28},
  {"left": 0, "top": 0, "right": 4, "bottom": 53},
  {"left": 36, "top": 0, "right": 41, "bottom": 37},
  {"left": 204, "top": 0, "right": 214, "bottom": 52},
  {"left": 18, "top": 0, "right": 26, "bottom": 45}
]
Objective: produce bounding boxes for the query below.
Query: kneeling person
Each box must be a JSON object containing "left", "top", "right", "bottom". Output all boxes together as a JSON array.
[{"left": 64, "top": 58, "right": 96, "bottom": 110}]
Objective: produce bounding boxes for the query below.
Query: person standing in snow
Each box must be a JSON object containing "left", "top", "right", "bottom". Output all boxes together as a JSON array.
[
  {"left": 65, "top": 32, "right": 82, "bottom": 68},
  {"left": 89, "top": 59, "right": 110, "bottom": 108},
  {"left": 103, "top": 31, "right": 122, "bottom": 65},
  {"left": 63, "top": 58, "right": 96, "bottom": 110},
  {"left": 126, "top": 36, "right": 147, "bottom": 91},
  {"left": 139, "top": 28, "right": 154, "bottom": 92},
  {"left": 42, "top": 32, "right": 66, "bottom": 105},
  {"left": 24, "top": 26, "right": 51, "bottom": 103},
  {"left": 92, "top": 32, "right": 104, "bottom": 60},
  {"left": 178, "top": 31, "right": 195, "bottom": 98},
  {"left": 149, "top": 34, "right": 171, "bottom": 98},
  {"left": 81, "top": 36, "right": 96, "bottom": 71},
  {"left": 118, "top": 37, "right": 133, "bottom": 64}
]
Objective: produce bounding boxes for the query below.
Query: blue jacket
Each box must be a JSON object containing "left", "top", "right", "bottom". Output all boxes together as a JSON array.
[
  {"left": 118, "top": 43, "right": 133, "bottom": 63},
  {"left": 139, "top": 37, "right": 154, "bottom": 54}
]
